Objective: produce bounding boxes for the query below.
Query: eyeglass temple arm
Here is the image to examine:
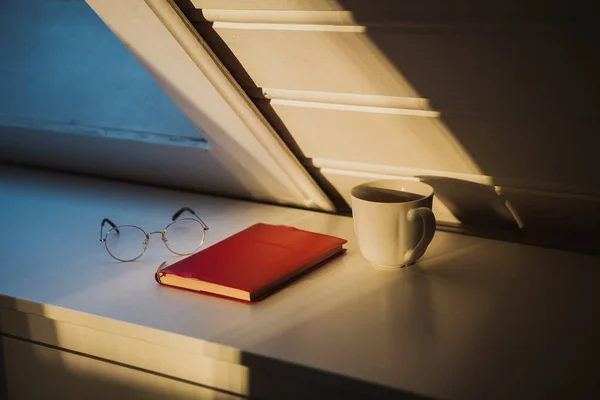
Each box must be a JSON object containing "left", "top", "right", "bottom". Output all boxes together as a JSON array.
[
  {"left": 100, "top": 218, "right": 118, "bottom": 242},
  {"left": 172, "top": 207, "right": 209, "bottom": 230}
]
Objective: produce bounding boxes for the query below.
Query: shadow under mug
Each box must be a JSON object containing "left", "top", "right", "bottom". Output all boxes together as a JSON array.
[{"left": 351, "top": 179, "right": 436, "bottom": 268}]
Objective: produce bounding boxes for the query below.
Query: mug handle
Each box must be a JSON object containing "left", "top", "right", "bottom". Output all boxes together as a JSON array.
[{"left": 404, "top": 207, "right": 436, "bottom": 265}]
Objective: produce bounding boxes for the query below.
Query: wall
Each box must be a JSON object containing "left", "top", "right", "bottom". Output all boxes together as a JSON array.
[
  {"left": 0, "top": 0, "right": 250, "bottom": 201},
  {"left": 0, "top": 0, "right": 202, "bottom": 141},
  {"left": 177, "top": 0, "right": 600, "bottom": 253}
]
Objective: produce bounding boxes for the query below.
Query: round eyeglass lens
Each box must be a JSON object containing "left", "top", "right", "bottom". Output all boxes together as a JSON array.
[
  {"left": 164, "top": 219, "right": 205, "bottom": 255},
  {"left": 105, "top": 225, "right": 147, "bottom": 261}
]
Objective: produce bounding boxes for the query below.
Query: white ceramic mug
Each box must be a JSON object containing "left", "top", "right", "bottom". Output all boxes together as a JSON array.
[{"left": 351, "top": 179, "right": 436, "bottom": 268}]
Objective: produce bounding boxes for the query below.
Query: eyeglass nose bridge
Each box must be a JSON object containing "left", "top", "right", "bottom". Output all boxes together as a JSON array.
[{"left": 146, "top": 231, "right": 167, "bottom": 243}]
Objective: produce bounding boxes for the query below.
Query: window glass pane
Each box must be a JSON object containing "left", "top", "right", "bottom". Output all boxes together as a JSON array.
[{"left": 0, "top": 0, "right": 203, "bottom": 141}]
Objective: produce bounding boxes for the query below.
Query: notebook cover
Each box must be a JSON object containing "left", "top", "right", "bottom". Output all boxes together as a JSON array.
[{"left": 155, "top": 223, "right": 347, "bottom": 300}]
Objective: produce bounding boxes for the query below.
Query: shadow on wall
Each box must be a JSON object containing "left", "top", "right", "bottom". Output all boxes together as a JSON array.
[
  {"left": 337, "top": 0, "right": 600, "bottom": 189},
  {"left": 339, "top": 0, "right": 600, "bottom": 251},
  {"left": 418, "top": 176, "right": 522, "bottom": 231},
  {"left": 183, "top": 0, "right": 600, "bottom": 252}
]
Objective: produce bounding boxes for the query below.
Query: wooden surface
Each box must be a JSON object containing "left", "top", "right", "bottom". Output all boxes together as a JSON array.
[{"left": 1, "top": 166, "right": 599, "bottom": 399}]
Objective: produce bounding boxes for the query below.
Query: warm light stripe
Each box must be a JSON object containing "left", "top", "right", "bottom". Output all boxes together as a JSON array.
[
  {"left": 212, "top": 21, "right": 366, "bottom": 32},
  {"left": 199, "top": 9, "right": 356, "bottom": 25},
  {"left": 246, "top": 87, "right": 432, "bottom": 110},
  {"left": 319, "top": 167, "right": 419, "bottom": 181},
  {"left": 270, "top": 99, "right": 440, "bottom": 117}
]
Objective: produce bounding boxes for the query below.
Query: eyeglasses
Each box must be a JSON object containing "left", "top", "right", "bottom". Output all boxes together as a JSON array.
[{"left": 100, "top": 207, "right": 209, "bottom": 262}]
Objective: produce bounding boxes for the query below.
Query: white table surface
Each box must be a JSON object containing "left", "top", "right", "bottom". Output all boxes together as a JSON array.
[{"left": 1, "top": 166, "right": 599, "bottom": 399}]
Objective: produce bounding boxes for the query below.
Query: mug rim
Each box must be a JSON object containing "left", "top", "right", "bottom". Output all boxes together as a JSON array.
[{"left": 351, "top": 179, "right": 434, "bottom": 204}]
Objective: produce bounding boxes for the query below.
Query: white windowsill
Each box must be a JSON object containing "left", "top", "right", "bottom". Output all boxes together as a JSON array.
[{"left": 1, "top": 166, "right": 599, "bottom": 399}]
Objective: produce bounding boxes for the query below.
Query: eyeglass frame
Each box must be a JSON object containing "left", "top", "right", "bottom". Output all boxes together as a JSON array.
[{"left": 99, "top": 207, "right": 209, "bottom": 262}]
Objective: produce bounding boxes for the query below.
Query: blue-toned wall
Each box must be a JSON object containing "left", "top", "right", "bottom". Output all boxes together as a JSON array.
[{"left": 0, "top": 0, "right": 201, "bottom": 139}]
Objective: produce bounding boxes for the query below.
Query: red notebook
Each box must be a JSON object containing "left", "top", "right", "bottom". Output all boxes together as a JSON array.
[{"left": 155, "top": 223, "right": 347, "bottom": 302}]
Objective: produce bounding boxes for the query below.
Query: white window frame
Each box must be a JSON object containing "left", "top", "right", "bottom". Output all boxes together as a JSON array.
[{"left": 84, "top": 0, "right": 334, "bottom": 212}]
